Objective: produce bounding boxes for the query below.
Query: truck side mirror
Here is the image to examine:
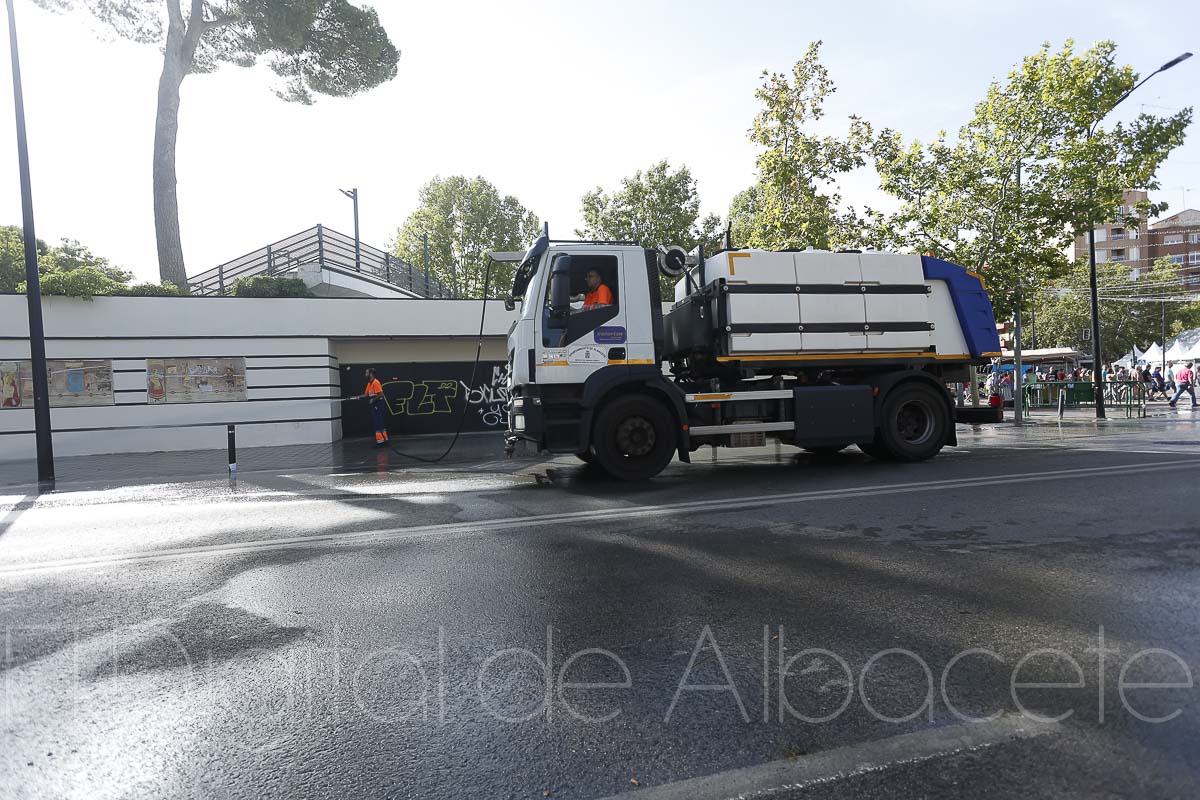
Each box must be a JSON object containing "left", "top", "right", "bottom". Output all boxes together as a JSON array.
[{"left": 549, "top": 255, "right": 572, "bottom": 320}]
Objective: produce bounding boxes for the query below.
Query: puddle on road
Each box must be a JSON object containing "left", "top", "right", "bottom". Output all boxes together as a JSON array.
[{"left": 89, "top": 602, "right": 308, "bottom": 680}]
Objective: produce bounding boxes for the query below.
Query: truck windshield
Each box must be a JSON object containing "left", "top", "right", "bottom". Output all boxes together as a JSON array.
[{"left": 510, "top": 234, "right": 548, "bottom": 302}]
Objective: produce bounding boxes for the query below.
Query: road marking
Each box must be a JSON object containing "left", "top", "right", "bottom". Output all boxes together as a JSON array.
[
  {"left": 598, "top": 714, "right": 1056, "bottom": 800},
  {"left": 1, "top": 458, "right": 1197, "bottom": 577}
]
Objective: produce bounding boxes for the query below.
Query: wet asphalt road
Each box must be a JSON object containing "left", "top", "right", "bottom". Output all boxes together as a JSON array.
[{"left": 3, "top": 420, "right": 1200, "bottom": 799}]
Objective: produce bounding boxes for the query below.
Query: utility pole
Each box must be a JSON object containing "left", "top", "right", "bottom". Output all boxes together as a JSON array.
[
  {"left": 1086, "top": 208, "right": 1105, "bottom": 417},
  {"left": 6, "top": 0, "right": 53, "bottom": 485},
  {"left": 422, "top": 232, "right": 430, "bottom": 295},
  {"left": 1162, "top": 300, "right": 1167, "bottom": 374},
  {"left": 1013, "top": 162, "right": 1024, "bottom": 424},
  {"left": 1084, "top": 51, "right": 1192, "bottom": 419},
  {"left": 339, "top": 187, "right": 360, "bottom": 272}
]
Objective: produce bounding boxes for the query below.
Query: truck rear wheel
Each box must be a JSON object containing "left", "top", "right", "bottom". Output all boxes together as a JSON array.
[
  {"left": 874, "top": 382, "right": 949, "bottom": 462},
  {"left": 592, "top": 394, "right": 676, "bottom": 480}
]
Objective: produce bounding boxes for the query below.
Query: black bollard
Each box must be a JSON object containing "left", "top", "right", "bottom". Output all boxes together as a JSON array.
[{"left": 227, "top": 424, "right": 237, "bottom": 476}]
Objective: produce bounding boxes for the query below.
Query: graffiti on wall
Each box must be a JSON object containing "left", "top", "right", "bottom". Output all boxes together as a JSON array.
[
  {"left": 381, "top": 380, "right": 460, "bottom": 416},
  {"left": 340, "top": 361, "right": 510, "bottom": 437},
  {"left": 458, "top": 363, "right": 511, "bottom": 428}
]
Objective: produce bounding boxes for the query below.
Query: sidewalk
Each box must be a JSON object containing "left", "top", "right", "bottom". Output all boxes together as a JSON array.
[
  {"left": 1008, "top": 400, "right": 1197, "bottom": 426},
  {"left": 0, "top": 431, "right": 527, "bottom": 491},
  {"left": 5, "top": 404, "right": 1198, "bottom": 493}
]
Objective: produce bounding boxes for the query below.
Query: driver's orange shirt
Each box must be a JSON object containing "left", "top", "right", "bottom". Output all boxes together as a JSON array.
[{"left": 583, "top": 283, "right": 613, "bottom": 310}]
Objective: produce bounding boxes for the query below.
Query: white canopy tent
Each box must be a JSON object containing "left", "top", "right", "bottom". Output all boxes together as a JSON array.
[
  {"left": 1165, "top": 328, "right": 1200, "bottom": 362},
  {"left": 1114, "top": 345, "right": 1144, "bottom": 368},
  {"left": 1141, "top": 342, "right": 1164, "bottom": 367}
]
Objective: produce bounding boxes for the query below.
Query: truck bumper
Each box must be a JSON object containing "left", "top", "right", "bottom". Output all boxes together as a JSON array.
[{"left": 506, "top": 386, "right": 546, "bottom": 449}]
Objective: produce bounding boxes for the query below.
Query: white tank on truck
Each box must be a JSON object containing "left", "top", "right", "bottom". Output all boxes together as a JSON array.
[{"left": 498, "top": 233, "right": 1001, "bottom": 480}]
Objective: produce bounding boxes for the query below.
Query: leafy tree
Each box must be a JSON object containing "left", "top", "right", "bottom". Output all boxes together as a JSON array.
[
  {"left": 7, "top": 232, "right": 174, "bottom": 299},
  {"left": 37, "top": 239, "right": 132, "bottom": 282},
  {"left": 576, "top": 160, "right": 722, "bottom": 295},
  {"left": 392, "top": 176, "right": 541, "bottom": 299},
  {"left": 0, "top": 226, "right": 48, "bottom": 293},
  {"left": 577, "top": 160, "right": 722, "bottom": 252},
  {"left": 865, "top": 40, "right": 1191, "bottom": 319},
  {"left": 33, "top": 0, "right": 401, "bottom": 292},
  {"left": 1027, "top": 257, "right": 1200, "bottom": 358},
  {"left": 732, "top": 42, "right": 871, "bottom": 251}
]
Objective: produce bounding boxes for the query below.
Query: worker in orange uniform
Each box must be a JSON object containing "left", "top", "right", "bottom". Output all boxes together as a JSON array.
[
  {"left": 363, "top": 367, "right": 388, "bottom": 445},
  {"left": 582, "top": 269, "right": 613, "bottom": 310}
]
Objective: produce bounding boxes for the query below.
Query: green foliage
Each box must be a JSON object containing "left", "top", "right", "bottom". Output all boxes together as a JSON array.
[
  {"left": 576, "top": 160, "right": 722, "bottom": 295},
  {"left": 37, "top": 238, "right": 132, "bottom": 283},
  {"left": 7, "top": 234, "right": 143, "bottom": 299},
  {"left": 864, "top": 40, "right": 1192, "bottom": 319},
  {"left": 577, "top": 160, "right": 722, "bottom": 251},
  {"left": 0, "top": 226, "right": 48, "bottom": 293},
  {"left": 118, "top": 281, "right": 185, "bottom": 297},
  {"left": 392, "top": 176, "right": 541, "bottom": 299},
  {"left": 230, "top": 275, "right": 311, "bottom": 297},
  {"left": 1027, "top": 257, "right": 1200, "bottom": 358},
  {"left": 20, "top": 266, "right": 124, "bottom": 300},
  {"left": 732, "top": 41, "right": 871, "bottom": 251},
  {"left": 33, "top": 1, "right": 400, "bottom": 104}
]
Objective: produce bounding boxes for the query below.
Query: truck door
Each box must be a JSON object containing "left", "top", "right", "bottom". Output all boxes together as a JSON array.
[{"left": 537, "top": 250, "right": 629, "bottom": 380}]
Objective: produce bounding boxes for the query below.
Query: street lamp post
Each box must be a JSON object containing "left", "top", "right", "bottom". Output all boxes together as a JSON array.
[
  {"left": 1085, "top": 51, "right": 1192, "bottom": 418},
  {"left": 339, "top": 187, "right": 360, "bottom": 272},
  {"left": 6, "top": 0, "right": 54, "bottom": 485}
]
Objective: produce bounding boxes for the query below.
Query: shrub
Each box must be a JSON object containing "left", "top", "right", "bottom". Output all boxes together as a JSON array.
[
  {"left": 230, "top": 276, "right": 311, "bottom": 298},
  {"left": 19, "top": 266, "right": 123, "bottom": 300},
  {"left": 117, "top": 281, "right": 184, "bottom": 297}
]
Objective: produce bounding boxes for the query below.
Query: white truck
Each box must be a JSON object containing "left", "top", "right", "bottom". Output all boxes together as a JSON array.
[{"left": 501, "top": 234, "right": 1001, "bottom": 480}]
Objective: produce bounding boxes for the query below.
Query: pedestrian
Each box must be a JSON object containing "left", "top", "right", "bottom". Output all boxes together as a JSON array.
[
  {"left": 363, "top": 367, "right": 389, "bottom": 445},
  {"left": 1166, "top": 363, "right": 1176, "bottom": 393},
  {"left": 1168, "top": 362, "right": 1198, "bottom": 408},
  {"left": 1151, "top": 366, "right": 1166, "bottom": 400}
]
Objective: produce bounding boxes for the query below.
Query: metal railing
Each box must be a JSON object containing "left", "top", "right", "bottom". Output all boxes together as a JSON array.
[
  {"left": 188, "top": 225, "right": 448, "bottom": 298},
  {"left": 1023, "top": 380, "right": 1147, "bottom": 418}
]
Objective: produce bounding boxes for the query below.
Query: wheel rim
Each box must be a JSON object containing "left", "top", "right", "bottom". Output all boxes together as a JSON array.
[
  {"left": 895, "top": 399, "right": 935, "bottom": 445},
  {"left": 615, "top": 416, "right": 656, "bottom": 457}
]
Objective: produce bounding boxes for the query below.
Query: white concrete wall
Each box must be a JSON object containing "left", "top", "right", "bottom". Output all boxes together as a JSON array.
[{"left": 0, "top": 295, "right": 516, "bottom": 460}]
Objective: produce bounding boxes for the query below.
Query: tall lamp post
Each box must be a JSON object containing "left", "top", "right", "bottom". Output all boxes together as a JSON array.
[
  {"left": 6, "top": 0, "right": 53, "bottom": 484},
  {"left": 339, "top": 187, "right": 360, "bottom": 272},
  {"left": 1086, "top": 51, "right": 1192, "bottom": 418}
]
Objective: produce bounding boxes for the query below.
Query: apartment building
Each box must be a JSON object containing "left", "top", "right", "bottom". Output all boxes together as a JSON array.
[
  {"left": 1072, "top": 189, "right": 1150, "bottom": 273},
  {"left": 1147, "top": 209, "right": 1200, "bottom": 285}
]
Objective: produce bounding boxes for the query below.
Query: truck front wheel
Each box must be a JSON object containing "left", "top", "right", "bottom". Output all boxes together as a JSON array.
[
  {"left": 873, "top": 382, "right": 949, "bottom": 462},
  {"left": 592, "top": 394, "right": 676, "bottom": 480}
]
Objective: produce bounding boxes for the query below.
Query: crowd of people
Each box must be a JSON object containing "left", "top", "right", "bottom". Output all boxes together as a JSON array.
[{"left": 981, "top": 361, "right": 1199, "bottom": 407}]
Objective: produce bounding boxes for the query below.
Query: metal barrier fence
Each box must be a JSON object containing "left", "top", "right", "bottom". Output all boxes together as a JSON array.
[
  {"left": 188, "top": 225, "right": 449, "bottom": 298},
  {"left": 1023, "top": 381, "right": 1147, "bottom": 418}
]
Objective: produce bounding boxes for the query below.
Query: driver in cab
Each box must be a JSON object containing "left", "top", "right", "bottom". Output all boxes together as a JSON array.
[{"left": 580, "top": 269, "right": 613, "bottom": 311}]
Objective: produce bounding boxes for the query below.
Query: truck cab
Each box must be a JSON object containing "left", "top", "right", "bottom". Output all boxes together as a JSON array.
[{"left": 506, "top": 238, "right": 681, "bottom": 467}]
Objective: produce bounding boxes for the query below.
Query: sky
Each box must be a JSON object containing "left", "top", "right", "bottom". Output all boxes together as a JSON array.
[{"left": 0, "top": 0, "right": 1197, "bottom": 284}]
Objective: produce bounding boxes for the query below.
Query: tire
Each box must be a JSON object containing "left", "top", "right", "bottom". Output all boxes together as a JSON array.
[
  {"left": 575, "top": 449, "right": 593, "bottom": 463},
  {"left": 875, "top": 381, "right": 950, "bottom": 462},
  {"left": 591, "top": 394, "right": 676, "bottom": 480},
  {"left": 803, "top": 445, "right": 848, "bottom": 456}
]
